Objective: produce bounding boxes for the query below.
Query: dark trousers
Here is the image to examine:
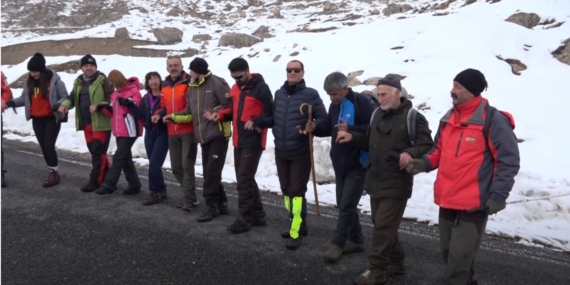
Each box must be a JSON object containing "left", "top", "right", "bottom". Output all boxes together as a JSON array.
[
  {"left": 169, "top": 133, "right": 198, "bottom": 203},
  {"left": 201, "top": 138, "right": 229, "bottom": 205},
  {"left": 234, "top": 147, "right": 264, "bottom": 222},
  {"left": 332, "top": 168, "right": 365, "bottom": 247},
  {"left": 1, "top": 115, "right": 5, "bottom": 181},
  {"left": 144, "top": 130, "right": 169, "bottom": 192},
  {"left": 32, "top": 117, "right": 61, "bottom": 168},
  {"left": 368, "top": 198, "right": 408, "bottom": 270},
  {"left": 83, "top": 124, "right": 111, "bottom": 185},
  {"left": 275, "top": 150, "right": 311, "bottom": 238},
  {"left": 102, "top": 137, "right": 141, "bottom": 191},
  {"left": 439, "top": 207, "right": 488, "bottom": 285}
]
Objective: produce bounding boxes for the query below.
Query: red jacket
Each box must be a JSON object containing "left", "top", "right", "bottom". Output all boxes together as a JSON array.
[
  {"left": 217, "top": 73, "right": 273, "bottom": 149},
  {"left": 1, "top": 72, "right": 13, "bottom": 112},
  {"left": 421, "top": 96, "right": 520, "bottom": 211}
]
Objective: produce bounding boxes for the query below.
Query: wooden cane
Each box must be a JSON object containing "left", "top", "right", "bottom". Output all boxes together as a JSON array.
[{"left": 300, "top": 103, "right": 320, "bottom": 216}]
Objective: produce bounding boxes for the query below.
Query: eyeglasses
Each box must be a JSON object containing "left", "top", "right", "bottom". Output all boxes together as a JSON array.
[
  {"left": 231, "top": 72, "right": 245, "bottom": 79},
  {"left": 286, "top": 68, "right": 302, "bottom": 74}
]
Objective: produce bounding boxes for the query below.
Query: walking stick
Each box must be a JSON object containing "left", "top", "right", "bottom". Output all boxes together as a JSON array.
[{"left": 300, "top": 103, "right": 320, "bottom": 216}]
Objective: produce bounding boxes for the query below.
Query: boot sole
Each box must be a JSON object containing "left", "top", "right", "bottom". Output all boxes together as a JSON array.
[{"left": 281, "top": 231, "right": 308, "bottom": 239}]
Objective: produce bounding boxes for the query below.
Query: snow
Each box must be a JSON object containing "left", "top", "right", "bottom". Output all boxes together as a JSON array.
[{"left": 2, "top": 0, "right": 570, "bottom": 251}]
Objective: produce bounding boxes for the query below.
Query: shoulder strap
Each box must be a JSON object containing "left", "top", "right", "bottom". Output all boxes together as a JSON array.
[{"left": 407, "top": 108, "right": 418, "bottom": 146}]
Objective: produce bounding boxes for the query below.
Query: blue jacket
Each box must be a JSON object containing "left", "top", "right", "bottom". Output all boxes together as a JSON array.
[
  {"left": 271, "top": 80, "right": 327, "bottom": 155},
  {"left": 314, "top": 88, "right": 374, "bottom": 174}
]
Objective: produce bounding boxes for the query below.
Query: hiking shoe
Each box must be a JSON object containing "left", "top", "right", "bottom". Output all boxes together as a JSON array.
[
  {"left": 251, "top": 216, "right": 267, "bottom": 227},
  {"left": 123, "top": 184, "right": 141, "bottom": 195},
  {"left": 254, "top": 209, "right": 266, "bottom": 219},
  {"left": 95, "top": 185, "right": 114, "bottom": 195},
  {"left": 343, "top": 242, "right": 365, "bottom": 254},
  {"left": 1, "top": 176, "right": 6, "bottom": 188},
  {"left": 281, "top": 228, "right": 308, "bottom": 239},
  {"left": 286, "top": 237, "right": 303, "bottom": 250},
  {"left": 142, "top": 191, "right": 167, "bottom": 206},
  {"left": 196, "top": 204, "right": 219, "bottom": 223},
  {"left": 323, "top": 244, "right": 343, "bottom": 263},
  {"left": 218, "top": 202, "right": 229, "bottom": 215},
  {"left": 354, "top": 268, "right": 387, "bottom": 285},
  {"left": 81, "top": 182, "right": 99, "bottom": 193},
  {"left": 227, "top": 218, "right": 252, "bottom": 234},
  {"left": 386, "top": 263, "right": 406, "bottom": 277},
  {"left": 177, "top": 200, "right": 197, "bottom": 212},
  {"left": 42, "top": 169, "right": 60, "bottom": 188}
]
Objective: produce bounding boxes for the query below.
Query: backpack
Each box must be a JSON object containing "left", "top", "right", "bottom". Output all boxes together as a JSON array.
[
  {"left": 360, "top": 90, "right": 380, "bottom": 108},
  {"left": 369, "top": 107, "right": 419, "bottom": 146}
]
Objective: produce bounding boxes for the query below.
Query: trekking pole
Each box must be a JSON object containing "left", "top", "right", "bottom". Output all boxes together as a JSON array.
[
  {"left": 300, "top": 103, "right": 320, "bottom": 216},
  {"left": 507, "top": 193, "right": 570, "bottom": 205}
]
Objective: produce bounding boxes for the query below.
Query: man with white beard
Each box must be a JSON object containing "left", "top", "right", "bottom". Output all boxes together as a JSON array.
[{"left": 336, "top": 74, "right": 434, "bottom": 285}]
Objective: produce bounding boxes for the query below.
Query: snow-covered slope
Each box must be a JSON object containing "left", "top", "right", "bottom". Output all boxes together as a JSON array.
[{"left": 2, "top": 0, "right": 570, "bottom": 251}]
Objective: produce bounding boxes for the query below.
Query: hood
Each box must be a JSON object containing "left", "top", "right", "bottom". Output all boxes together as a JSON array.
[
  {"left": 164, "top": 71, "right": 189, "bottom": 86},
  {"left": 120, "top": 76, "right": 141, "bottom": 93}
]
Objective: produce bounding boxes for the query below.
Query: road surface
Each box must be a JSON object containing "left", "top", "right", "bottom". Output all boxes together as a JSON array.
[{"left": 2, "top": 140, "right": 569, "bottom": 285}]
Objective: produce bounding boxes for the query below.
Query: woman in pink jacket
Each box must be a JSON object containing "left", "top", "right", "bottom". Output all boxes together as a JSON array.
[{"left": 94, "top": 70, "right": 144, "bottom": 195}]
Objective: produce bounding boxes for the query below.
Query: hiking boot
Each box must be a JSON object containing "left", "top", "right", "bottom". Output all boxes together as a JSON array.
[
  {"left": 177, "top": 200, "right": 197, "bottom": 212},
  {"left": 42, "top": 169, "right": 60, "bottom": 188},
  {"left": 251, "top": 216, "right": 267, "bottom": 227},
  {"left": 1, "top": 176, "right": 6, "bottom": 188},
  {"left": 123, "top": 184, "right": 141, "bottom": 195},
  {"left": 323, "top": 244, "right": 343, "bottom": 263},
  {"left": 281, "top": 228, "right": 308, "bottom": 239},
  {"left": 285, "top": 237, "right": 302, "bottom": 250},
  {"left": 386, "top": 263, "right": 406, "bottom": 277},
  {"left": 196, "top": 204, "right": 219, "bottom": 223},
  {"left": 353, "top": 268, "right": 387, "bottom": 285},
  {"left": 142, "top": 191, "right": 167, "bottom": 206},
  {"left": 227, "top": 218, "right": 252, "bottom": 234},
  {"left": 254, "top": 209, "right": 266, "bottom": 219},
  {"left": 343, "top": 242, "right": 365, "bottom": 255},
  {"left": 95, "top": 185, "right": 114, "bottom": 195},
  {"left": 80, "top": 182, "right": 99, "bottom": 193},
  {"left": 218, "top": 202, "right": 229, "bottom": 215}
]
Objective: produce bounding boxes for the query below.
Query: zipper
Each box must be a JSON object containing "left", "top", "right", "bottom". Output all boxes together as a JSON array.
[
  {"left": 284, "top": 91, "right": 290, "bottom": 148},
  {"left": 455, "top": 131, "right": 464, "bottom": 157},
  {"left": 171, "top": 81, "right": 178, "bottom": 135}
]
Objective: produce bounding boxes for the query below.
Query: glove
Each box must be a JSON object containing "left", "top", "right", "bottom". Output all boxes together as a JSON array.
[
  {"left": 406, "top": 159, "right": 425, "bottom": 175},
  {"left": 485, "top": 199, "right": 506, "bottom": 215},
  {"left": 96, "top": 103, "right": 111, "bottom": 112},
  {"left": 6, "top": 100, "right": 15, "bottom": 108},
  {"left": 117, "top": 97, "right": 130, "bottom": 106}
]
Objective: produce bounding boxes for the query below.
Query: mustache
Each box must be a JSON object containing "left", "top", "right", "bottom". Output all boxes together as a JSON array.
[{"left": 451, "top": 93, "right": 458, "bottom": 99}]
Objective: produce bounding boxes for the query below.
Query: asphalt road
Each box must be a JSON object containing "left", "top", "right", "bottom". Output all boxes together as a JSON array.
[{"left": 2, "top": 140, "right": 569, "bottom": 285}]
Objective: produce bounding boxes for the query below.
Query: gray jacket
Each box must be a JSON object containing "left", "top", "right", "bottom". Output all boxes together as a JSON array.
[{"left": 12, "top": 71, "right": 69, "bottom": 121}]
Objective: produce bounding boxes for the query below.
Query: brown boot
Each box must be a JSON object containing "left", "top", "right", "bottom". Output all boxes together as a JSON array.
[
  {"left": 354, "top": 268, "right": 387, "bottom": 285},
  {"left": 43, "top": 169, "right": 60, "bottom": 188},
  {"left": 323, "top": 244, "right": 344, "bottom": 263}
]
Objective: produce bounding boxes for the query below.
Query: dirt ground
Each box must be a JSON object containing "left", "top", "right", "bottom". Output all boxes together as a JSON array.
[{"left": 1, "top": 37, "right": 199, "bottom": 65}]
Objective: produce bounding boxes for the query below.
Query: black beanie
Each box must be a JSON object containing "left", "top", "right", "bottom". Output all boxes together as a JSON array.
[
  {"left": 453, "top": 68, "right": 488, "bottom": 96},
  {"left": 377, "top": 74, "right": 402, "bottom": 91},
  {"left": 81, "top": 54, "right": 97, "bottom": 68},
  {"left": 27, "top": 52, "right": 46, "bottom": 72},
  {"left": 189, "top": 57, "right": 209, "bottom": 75}
]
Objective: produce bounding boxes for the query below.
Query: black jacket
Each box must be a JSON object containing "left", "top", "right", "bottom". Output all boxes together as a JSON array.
[{"left": 131, "top": 92, "right": 168, "bottom": 136}]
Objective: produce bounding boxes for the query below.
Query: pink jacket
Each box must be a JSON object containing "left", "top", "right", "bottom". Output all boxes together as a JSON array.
[{"left": 101, "top": 77, "right": 144, "bottom": 138}]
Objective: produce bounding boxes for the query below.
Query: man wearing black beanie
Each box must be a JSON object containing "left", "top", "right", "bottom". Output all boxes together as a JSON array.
[
  {"left": 170, "top": 57, "right": 232, "bottom": 222},
  {"left": 59, "top": 54, "right": 115, "bottom": 193},
  {"left": 406, "top": 68, "right": 521, "bottom": 285}
]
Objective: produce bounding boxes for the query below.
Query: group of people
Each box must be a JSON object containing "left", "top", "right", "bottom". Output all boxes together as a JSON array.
[{"left": 1, "top": 52, "right": 521, "bottom": 285}]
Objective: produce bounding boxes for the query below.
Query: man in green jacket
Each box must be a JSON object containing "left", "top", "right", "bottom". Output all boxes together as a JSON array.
[{"left": 58, "top": 54, "right": 115, "bottom": 193}]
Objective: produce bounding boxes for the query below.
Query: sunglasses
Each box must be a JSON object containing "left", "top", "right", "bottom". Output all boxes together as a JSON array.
[
  {"left": 231, "top": 72, "right": 245, "bottom": 79},
  {"left": 286, "top": 68, "right": 303, "bottom": 74}
]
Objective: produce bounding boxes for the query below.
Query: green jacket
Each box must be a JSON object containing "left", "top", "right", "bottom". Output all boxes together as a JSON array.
[{"left": 60, "top": 72, "right": 114, "bottom": 131}]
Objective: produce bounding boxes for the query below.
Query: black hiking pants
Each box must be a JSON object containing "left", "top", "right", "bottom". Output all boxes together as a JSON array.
[
  {"left": 234, "top": 147, "right": 264, "bottom": 222},
  {"left": 102, "top": 137, "right": 141, "bottom": 191},
  {"left": 32, "top": 116, "right": 61, "bottom": 168},
  {"left": 439, "top": 207, "right": 488, "bottom": 285},
  {"left": 332, "top": 167, "right": 365, "bottom": 247},
  {"left": 201, "top": 137, "right": 229, "bottom": 206}
]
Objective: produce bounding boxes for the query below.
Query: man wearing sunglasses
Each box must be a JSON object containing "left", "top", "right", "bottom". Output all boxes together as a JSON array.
[
  {"left": 335, "top": 74, "right": 434, "bottom": 284},
  {"left": 271, "top": 60, "right": 327, "bottom": 250},
  {"left": 206, "top": 58, "right": 273, "bottom": 234}
]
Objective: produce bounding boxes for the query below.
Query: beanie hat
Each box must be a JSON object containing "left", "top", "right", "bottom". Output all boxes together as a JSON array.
[
  {"left": 377, "top": 73, "right": 402, "bottom": 91},
  {"left": 189, "top": 57, "right": 209, "bottom": 75},
  {"left": 453, "top": 68, "right": 488, "bottom": 96},
  {"left": 81, "top": 54, "right": 97, "bottom": 68},
  {"left": 27, "top": 52, "right": 46, "bottom": 72}
]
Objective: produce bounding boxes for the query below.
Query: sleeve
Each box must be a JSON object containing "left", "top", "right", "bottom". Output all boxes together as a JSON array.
[
  {"left": 102, "top": 78, "right": 114, "bottom": 102},
  {"left": 11, "top": 87, "right": 27, "bottom": 108},
  {"left": 1, "top": 72, "right": 13, "bottom": 103},
  {"left": 348, "top": 95, "right": 374, "bottom": 134},
  {"left": 349, "top": 126, "right": 370, "bottom": 152},
  {"left": 216, "top": 87, "right": 233, "bottom": 122},
  {"left": 487, "top": 112, "right": 521, "bottom": 203},
  {"left": 154, "top": 96, "right": 166, "bottom": 117},
  {"left": 421, "top": 121, "right": 443, "bottom": 172},
  {"left": 54, "top": 77, "right": 69, "bottom": 106},
  {"left": 403, "top": 113, "right": 434, "bottom": 158},
  {"left": 313, "top": 103, "right": 332, "bottom": 138},
  {"left": 251, "top": 83, "right": 274, "bottom": 129},
  {"left": 310, "top": 91, "right": 328, "bottom": 132},
  {"left": 99, "top": 104, "right": 113, "bottom": 117},
  {"left": 213, "top": 76, "right": 232, "bottom": 115}
]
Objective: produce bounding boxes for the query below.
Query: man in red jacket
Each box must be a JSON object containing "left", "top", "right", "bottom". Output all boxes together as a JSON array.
[
  {"left": 1, "top": 71, "right": 13, "bottom": 187},
  {"left": 407, "top": 68, "right": 520, "bottom": 285}
]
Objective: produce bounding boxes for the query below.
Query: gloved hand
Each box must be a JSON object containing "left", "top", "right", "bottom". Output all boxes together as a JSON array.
[
  {"left": 6, "top": 100, "right": 15, "bottom": 108},
  {"left": 485, "top": 199, "right": 506, "bottom": 215},
  {"left": 96, "top": 102, "right": 111, "bottom": 112},
  {"left": 117, "top": 97, "right": 134, "bottom": 106},
  {"left": 406, "top": 159, "right": 426, "bottom": 175}
]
